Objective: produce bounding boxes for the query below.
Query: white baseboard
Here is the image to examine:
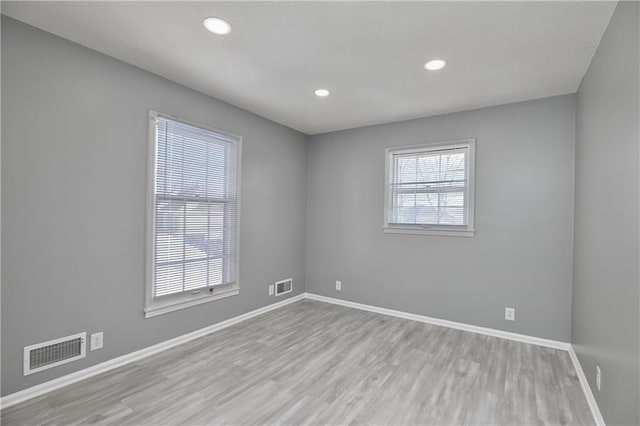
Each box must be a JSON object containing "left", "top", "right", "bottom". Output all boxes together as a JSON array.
[
  {"left": 306, "top": 292, "right": 604, "bottom": 425},
  {"left": 0, "top": 293, "right": 305, "bottom": 410},
  {"left": 1, "top": 290, "right": 604, "bottom": 426},
  {"left": 305, "top": 293, "right": 570, "bottom": 350},
  {"left": 568, "top": 345, "right": 606, "bottom": 425}
]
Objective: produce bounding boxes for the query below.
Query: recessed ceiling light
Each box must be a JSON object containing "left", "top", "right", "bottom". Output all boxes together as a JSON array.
[
  {"left": 314, "top": 89, "right": 330, "bottom": 97},
  {"left": 204, "top": 17, "right": 232, "bottom": 35},
  {"left": 425, "top": 59, "right": 447, "bottom": 71}
]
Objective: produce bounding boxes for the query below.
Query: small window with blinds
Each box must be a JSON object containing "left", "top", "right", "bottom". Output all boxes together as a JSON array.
[
  {"left": 384, "top": 139, "right": 475, "bottom": 237},
  {"left": 145, "top": 112, "right": 241, "bottom": 318}
]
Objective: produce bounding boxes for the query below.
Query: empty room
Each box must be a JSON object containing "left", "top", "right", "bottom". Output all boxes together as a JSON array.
[{"left": 1, "top": 1, "right": 639, "bottom": 425}]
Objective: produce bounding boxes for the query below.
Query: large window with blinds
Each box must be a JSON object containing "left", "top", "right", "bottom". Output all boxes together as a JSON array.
[
  {"left": 145, "top": 112, "right": 240, "bottom": 318},
  {"left": 384, "top": 139, "right": 475, "bottom": 236}
]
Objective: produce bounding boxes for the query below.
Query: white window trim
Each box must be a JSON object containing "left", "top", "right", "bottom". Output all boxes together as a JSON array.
[
  {"left": 383, "top": 138, "right": 476, "bottom": 237},
  {"left": 144, "top": 110, "right": 242, "bottom": 318}
]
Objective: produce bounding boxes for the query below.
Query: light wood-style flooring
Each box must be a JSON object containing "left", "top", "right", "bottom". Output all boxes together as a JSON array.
[{"left": 2, "top": 300, "right": 593, "bottom": 425}]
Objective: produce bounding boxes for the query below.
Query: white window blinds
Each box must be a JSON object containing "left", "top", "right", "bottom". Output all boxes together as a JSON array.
[
  {"left": 385, "top": 139, "right": 475, "bottom": 235},
  {"left": 151, "top": 114, "right": 239, "bottom": 300}
]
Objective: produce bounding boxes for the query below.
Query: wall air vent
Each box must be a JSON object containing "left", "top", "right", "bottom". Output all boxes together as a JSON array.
[
  {"left": 275, "top": 278, "right": 293, "bottom": 296},
  {"left": 23, "top": 332, "right": 86, "bottom": 376}
]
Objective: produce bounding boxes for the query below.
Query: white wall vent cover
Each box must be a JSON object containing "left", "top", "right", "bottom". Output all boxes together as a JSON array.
[
  {"left": 24, "top": 332, "right": 86, "bottom": 376},
  {"left": 275, "top": 278, "right": 293, "bottom": 296}
]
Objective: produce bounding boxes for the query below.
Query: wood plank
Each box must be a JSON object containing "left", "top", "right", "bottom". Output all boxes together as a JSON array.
[{"left": 1, "top": 300, "right": 593, "bottom": 426}]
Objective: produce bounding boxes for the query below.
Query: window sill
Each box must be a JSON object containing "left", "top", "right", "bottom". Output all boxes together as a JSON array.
[
  {"left": 383, "top": 226, "right": 475, "bottom": 237},
  {"left": 144, "top": 287, "right": 240, "bottom": 318}
]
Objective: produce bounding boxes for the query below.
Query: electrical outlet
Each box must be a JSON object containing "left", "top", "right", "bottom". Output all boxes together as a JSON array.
[
  {"left": 268, "top": 284, "right": 274, "bottom": 296},
  {"left": 90, "top": 332, "right": 104, "bottom": 351},
  {"left": 596, "top": 365, "right": 601, "bottom": 391},
  {"left": 336, "top": 281, "right": 342, "bottom": 291},
  {"left": 505, "top": 307, "right": 515, "bottom": 321}
]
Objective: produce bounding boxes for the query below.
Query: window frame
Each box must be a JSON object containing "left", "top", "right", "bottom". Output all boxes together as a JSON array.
[
  {"left": 144, "top": 111, "right": 242, "bottom": 318},
  {"left": 384, "top": 138, "right": 476, "bottom": 237}
]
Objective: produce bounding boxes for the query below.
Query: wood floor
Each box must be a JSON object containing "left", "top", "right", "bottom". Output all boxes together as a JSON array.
[{"left": 2, "top": 300, "right": 593, "bottom": 425}]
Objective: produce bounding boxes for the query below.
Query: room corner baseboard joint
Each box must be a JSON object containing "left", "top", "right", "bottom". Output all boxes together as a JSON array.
[
  {"left": 304, "top": 293, "right": 570, "bottom": 350},
  {"left": 0, "top": 291, "right": 605, "bottom": 426},
  {"left": 305, "top": 292, "right": 605, "bottom": 426},
  {"left": 567, "top": 345, "right": 606, "bottom": 426}
]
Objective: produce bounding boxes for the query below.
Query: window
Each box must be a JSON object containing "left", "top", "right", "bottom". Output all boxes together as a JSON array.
[
  {"left": 384, "top": 139, "right": 475, "bottom": 236},
  {"left": 145, "top": 112, "right": 240, "bottom": 318}
]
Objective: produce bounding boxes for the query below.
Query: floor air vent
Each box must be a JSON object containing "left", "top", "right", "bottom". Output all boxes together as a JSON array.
[
  {"left": 275, "top": 278, "right": 293, "bottom": 296},
  {"left": 24, "top": 332, "right": 86, "bottom": 375}
]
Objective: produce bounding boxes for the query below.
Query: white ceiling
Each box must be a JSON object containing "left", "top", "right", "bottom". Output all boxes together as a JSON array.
[{"left": 2, "top": 1, "right": 616, "bottom": 135}]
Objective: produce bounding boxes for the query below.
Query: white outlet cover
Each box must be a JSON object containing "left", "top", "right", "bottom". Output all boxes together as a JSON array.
[
  {"left": 505, "top": 307, "right": 515, "bottom": 321},
  {"left": 268, "top": 284, "right": 274, "bottom": 296},
  {"left": 90, "top": 332, "right": 104, "bottom": 351},
  {"left": 336, "top": 281, "right": 342, "bottom": 291}
]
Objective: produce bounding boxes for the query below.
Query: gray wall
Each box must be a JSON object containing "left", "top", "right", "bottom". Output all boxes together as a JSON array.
[
  {"left": 572, "top": 2, "right": 640, "bottom": 425},
  {"left": 1, "top": 17, "right": 308, "bottom": 396},
  {"left": 306, "top": 95, "right": 576, "bottom": 342},
  {"left": 3, "top": 7, "right": 638, "bottom": 421}
]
